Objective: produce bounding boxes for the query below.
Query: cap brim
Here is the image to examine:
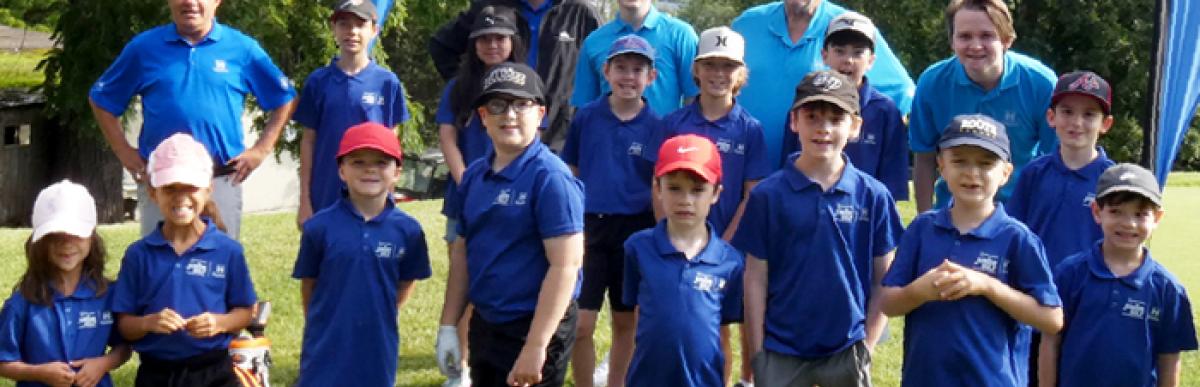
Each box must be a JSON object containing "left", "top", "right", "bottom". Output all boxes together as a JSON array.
[
  {"left": 331, "top": 10, "right": 374, "bottom": 22},
  {"left": 337, "top": 143, "right": 402, "bottom": 160},
  {"left": 151, "top": 170, "right": 212, "bottom": 189},
  {"left": 469, "top": 27, "right": 516, "bottom": 39},
  {"left": 825, "top": 28, "right": 876, "bottom": 45},
  {"left": 607, "top": 50, "right": 655, "bottom": 63},
  {"left": 1052, "top": 92, "right": 1111, "bottom": 114},
  {"left": 32, "top": 217, "right": 94, "bottom": 243},
  {"left": 937, "top": 138, "right": 1010, "bottom": 161},
  {"left": 474, "top": 89, "right": 544, "bottom": 108},
  {"left": 694, "top": 52, "right": 744, "bottom": 64},
  {"left": 790, "top": 95, "right": 857, "bottom": 115},
  {"left": 1097, "top": 186, "right": 1163, "bottom": 206},
  {"left": 654, "top": 161, "right": 720, "bottom": 184}
]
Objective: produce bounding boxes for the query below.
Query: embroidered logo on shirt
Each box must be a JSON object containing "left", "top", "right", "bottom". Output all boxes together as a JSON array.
[
  {"left": 1003, "top": 111, "right": 1018, "bottom": 125},
  {"left": 1122, "top": 299, "right": 1146, "bottom": 320},
  {"left": 376, "top": 242, "right": 394, "bottom": 259},
  {"left": 362, "top": 92, "right": 384, "bottom": 106},
  {"left": 279, "top": 76, "right": 292, "bottom": 90},
  {"left": 213, "top": 59, "right": 229, "bottom": 73},
  {"left": 496, "top": 189, "right": 513, "bottom": 205},
  {"left": 1082, "top": 193, "right": 1096, "bottom": 207},
  {"left": 186, "top": 259, "right": 210, "bottom": 277},
  {"left": 715, "top": 138, "right": 732, "bottom": 153},
  {"left": 79, "top": 311, "right": 98, "bottom": 329},
  {"left": 833, "top": 204, "right": 868, "bottom": 224},
  {"left": 100, "top": 311, "right": 113, "bottom": 326},
  {"left": 973, "top": 252, "right": 1001, "bottom": 275},
  {"left": 1149, "top": 307, "right": 1162, "bottom": 322},
  {"left": 628, "top": 142, "right": 644, "bottom": 156},
  {"left": 853, "top": 133, "right": 877, "bottom": 145},
  {"left": 734, "top": 143, "right": 745, "bottom": 155},
  {"left": 212, "top": 264, "right": 227, "bottom": 279},
  {"left": 692, "top": 272, "right": 726, "bottom": 292},
  {"left": 514, "top": 192, "right": 528, "bottom": 206}
]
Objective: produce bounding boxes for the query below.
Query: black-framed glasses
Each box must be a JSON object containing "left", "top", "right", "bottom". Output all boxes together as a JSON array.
[{"left": 484, "top": 98, "right": 538, "bottom": 114}]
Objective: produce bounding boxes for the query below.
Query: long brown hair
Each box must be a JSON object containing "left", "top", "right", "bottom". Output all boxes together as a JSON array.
[{"left": 17, "top": 232, "right": 110, "bottom": 306}]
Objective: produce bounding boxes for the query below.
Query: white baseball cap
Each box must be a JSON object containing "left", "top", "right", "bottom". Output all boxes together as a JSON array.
[
  {"left": 825, "top": 12, "right": 877, "bottom": 46},
  {"left": 695, "top": 26, "right": 745, "bottom": 64},
  {"left": 148, "top": 133, "right": 214, "bottom": 189},
  {"left": 31, "top": 179, "right": 97, "bottom": 243}
]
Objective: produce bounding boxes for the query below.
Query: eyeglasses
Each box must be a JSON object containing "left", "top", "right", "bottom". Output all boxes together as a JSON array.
[{"left": 484, "top": 98, "right": 538, "bottom": 115}]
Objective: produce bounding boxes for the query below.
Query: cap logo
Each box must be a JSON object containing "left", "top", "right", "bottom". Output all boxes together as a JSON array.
[
  {"left": 1119, "top": 172, "right": 1137, "bottom": 181},
  {"left": 677, "top": 146, "right": 698, "bottom": 154},
  {"left": 340, "top": 0, "right": 362, "bottom": 7},
  {"left": 483, "top": 66, "right": 526, "bottom": 89},
  {"left": 484, "top": 16, "right": 496, "bottom": 26},
  {"left": 959, "top": 118, "right": 998, "bottom": 138},
  {"left": 715, "top": 35, "right": 728, "bottom": 47},
  {"left": 811, "top": 72, "right": 843, "bottom": 91},
  {"left": 1069, "top": 73, "right": 1101, "bottom": 91}
]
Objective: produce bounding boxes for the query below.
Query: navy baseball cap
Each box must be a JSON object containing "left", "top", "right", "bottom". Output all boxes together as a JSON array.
[
  {"left": 607, "top": 35, "right": 656, "bottom": 64},
  {"left": 469, "top": 6, "right": 518, "bottom": 39},
  {"left": 474, "top": 63, "right": 546, "bottom": 107},
  {"left": 1052, "top": 71, "right": 1113, "bottom": 114},
  {"left": 938, "top": 114, "right": 1011, "bottom": 161},
  {"left": 331, "top": 0, "right": 377, "bottom": 22},
  {"left": 1096, "top": 163, "right": 1162, "bottom": 207}
]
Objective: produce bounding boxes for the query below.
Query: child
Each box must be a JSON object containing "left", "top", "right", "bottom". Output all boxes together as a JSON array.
[
  {"left": 561, "top": 34, "right": 659, "bottom": 387},
  {"left": 880, "top": 114, "right": 1064, "bottom": 387},
  {"left": 622, "top": 134, "right": 744, "bottom": 387},
  {"left": 733, "top": 70, "right": 904, "bottom": 386},
  {"left": 293, "top": 122, "right": 432, "bottom": 386},
  {"left": 1038, "top": 164, "right": 1197, "bottom": 387},
  {"left": 0, "top": 181, "right": 131, "bottom": 387},
  {"left": 436, "top": 63, "right": 585, "bottom": 387},
  {"left": 294, "top": 0, "right": 409, "bottom": 226},
  {"left": 112, "top": 133, "right": 258, "bottom": 387}
]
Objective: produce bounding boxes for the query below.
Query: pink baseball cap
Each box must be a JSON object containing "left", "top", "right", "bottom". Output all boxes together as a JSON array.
[
  {"left": 337, "top": 122, "right": 403, "bottom": 161},
  {"left": 31, "top": 179, "right": 97, "bottom": 243},
  {"left": 148, "top": 133, "right": 214, "bottom": 189},
  {"left": 654, "top": 134, "right": 723, "bottom": 184}
]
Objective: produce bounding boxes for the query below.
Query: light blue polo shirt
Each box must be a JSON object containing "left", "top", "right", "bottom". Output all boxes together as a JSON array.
[
  {"left": 733, "top": 153, "right": 903, "bottom": 357},
  {"left": 561, "top": 96, "right": 658, "bottom": 214},
  {"left": 882, "top": 205, "right": 1060, "bottom": 387},
  {"left": 0, "top": 282, "right": 118, "bottom": 387},
  {"left": 570, "top": 6, "right": 699, "bottom": 116},
  {"left": 732, "top": 1, "right": 915, "bottom": 168},
  {"left": 1007, "top": 148, "right": 1113, "bottom": 267},
  {"left": 292, "top": 197, "right": 432, "bottom": 387},
  {"left": 1054, "top": 243, "right": 1198, "bottom": 387},
  {"left": 908, "top": 51, "right": 1058, "bottom": 207},
  {"left": 90, "top": 22, "right": 296, "bottom": 166},
  {"left": 623, "top": 220, "right": 744, "bottom": 387}
]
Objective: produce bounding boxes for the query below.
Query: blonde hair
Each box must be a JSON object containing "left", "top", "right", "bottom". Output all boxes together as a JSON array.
[
  {"left": 691, "top": 59, "right": 750, "bottom": 96},
  {"left": 945, "top": 0, "right": 1016, "bottom": 44}
]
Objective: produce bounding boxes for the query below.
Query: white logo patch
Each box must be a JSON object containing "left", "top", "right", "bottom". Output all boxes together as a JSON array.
[
  {"left": 279, "top": 76, "right": 292, "bottom": 90},
  {"left": 483, "top": 66, "right": 526, "bottom": 90},
  {"left": 692, "top": 272, "right": 725, "bottom": 292},
  {"left": 495, "top": 189, "right": 512, "bottom": 205},
  {"left": 79, "top": 311, "right": 98, "bottom": 329},
  {"left": 362, "top": 92, "right": 384, "bottom": 106},
  {"left": 375, "top": 242, "right": 394, "bottom": 259},
  {"left": 677, "top": 146, "right": 698, "bottom": 154},
  {"left": 213, "top": 59, "right": 228, "bottom": 73},
  {"left": 973, "top": 252, "right": 1000, "bottom": 275},
  {"left": 734, "top": 143, "right": 746, "bottom": 155},
  {"left": 186, "top": 259, "right": 210, "bottom": 277},
  {"left": 811, "top": 72, "right": 844, "bottom": 91},
  {"left": 1122, "top": 299, "right": 1146, "bottom": 320},
  {"left": 514, "top": 192, "right": 528, "bottom": 206},
  {"left": 959, "top": 118, "right": 999, "bottom": 138},
  {"left": 212, "top": 264, "right": 227, "bottom": 279},
  {"left": 715, "top": 138, "right": 732, "bottom": 153},
  {"left": 628, "top": 142, "right": 644, "bottom": 156},
  {"left": 1149, "top": 307, "right": 1162, "bottom": 322},
  {"left": 100, "top": 312, "right": 113, "bottom": 326},
  {"left": 557, "top": 30, "right": 575, "bottom": 42},
  {"left": 1082, "top": 193, "right": 1096, "bottom": 207}
]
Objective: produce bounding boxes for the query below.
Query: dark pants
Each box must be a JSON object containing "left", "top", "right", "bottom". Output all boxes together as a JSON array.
[
  {"left": 469, "top": 303, "right": 578, "bottom": 387},
  {"left": 578, "top": 212, "right": 655, "bottom": 311},
  {"left": 752, "top": 341, "right": 872, "bottom": 387},
  {"left": 136, "top": 349, "right": 241, "bottom": 387}
]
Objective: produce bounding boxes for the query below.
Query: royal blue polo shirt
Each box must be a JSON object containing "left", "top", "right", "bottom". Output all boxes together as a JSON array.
[
  {"left": 1054, "top": 243, "right": 1197, "bottom": 387},
  {"left": 90, "top": 22, "right": 296, "bottom": 166},
  {"left": 0, "top": 282, "right": 118, "bottom": 387},
  {"left": 112, "top": 219, "right": 257, "bottom": 360},
  {"left": 882, "top": 206, "right": 1060, "bottom": 387},
  {"left": 451, "top": 140, "right": 585, "bottom": 323},
  {"left": 732, "top": 153, "right": 903, "bottom": 357},
  {"left": 1007, "top": 148, "right": 1114, "bottom": 267},
  {"left": 292, "top": 196, "right": 432, "bottom": 387},
  {"left": 520, "top": 0, "right": 555, "bottom": 67},
  {"left": 437, "top": 79, "right": 495, "bottom": 218},
  {"left": 293, "top": 59, "right": 410, "bottom": 213},
  {"left": 908, "top": 51, "right": 1057, "bottom": 208},
  {"left": 622, "top": 220, "right": 744, "bottom": 387},
  {"left": 652, "top": 101, "right": 770, "bottom": 236},
  {"left": 561, "top": 96, "right": 658, "bottom": 214},
  {"left": 732, "top": 0, "right": 915, "bottom": 168},
  {"left": 570, "top": 6, "right": 699, "bottom": 116}
]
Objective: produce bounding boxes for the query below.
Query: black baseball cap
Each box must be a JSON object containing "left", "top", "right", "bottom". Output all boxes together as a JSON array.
[
  {"left": 331, "top": 0, "right": 377, "bottom": 22},
  {"left": 474, "top": 63, "right": 546, "bottom": 107},
  {"left": 938, "top": 114, "right": 1011, "bottom": 161},
  {"left": 1052, "top": 70, "right": 1113, "bottom": 114},
  {"left": 469, "top": 6, "right": 518, "bottom": 39},
  {"left": 790, "top": 70, "right": 860, "bottom": 115},
  {"left": 1096, "top": 163, "right": 1162, "bottom": 207}
]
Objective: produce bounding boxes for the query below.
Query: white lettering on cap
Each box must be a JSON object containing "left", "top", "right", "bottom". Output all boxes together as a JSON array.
[
  {"left": 811, "top": 72, "right": 843, "bottom": 92},
  {"left": 1119, "top": 172, "right": 1137, "bottom": 181},
  {"left": 483, "top": 67, "right": 526, "bottom": 90},
  {"left": 958, "top": 118, "right": 998, "bottom": 138},
  {"left": 341, "top": 0, "right": 363, "bottom": 7}
]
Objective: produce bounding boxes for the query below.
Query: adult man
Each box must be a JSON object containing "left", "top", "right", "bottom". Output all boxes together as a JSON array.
[{"left": 90, "top": 0, "right": 297, "bottom": 239}]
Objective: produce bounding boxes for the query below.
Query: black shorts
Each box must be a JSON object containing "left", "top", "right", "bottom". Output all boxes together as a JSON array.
[
  {"left": 578, "top": 212, "right": 655, "bottom": 311},
  {"left": 136, "top": 349, "right": 243, "bottom": 387},
  {"left": 469, "top": 303, "right": 578, "bottom": 387}
]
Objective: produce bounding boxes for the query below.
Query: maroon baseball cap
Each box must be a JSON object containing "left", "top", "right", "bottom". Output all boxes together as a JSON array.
[
  {"left": 337, "top": 122, "right": 402, "bottom": 161},
  {"left": 1052, "top": 71, "right": 1112, "bottom": 114}
]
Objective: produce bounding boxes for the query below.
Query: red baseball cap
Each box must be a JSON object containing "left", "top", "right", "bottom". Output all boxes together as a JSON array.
[
  {"left": 654, "top": 134, "right": 722, "bottom": 184},
  {"left": 337, "top": 122, "right": 403, "bottom": 161}
]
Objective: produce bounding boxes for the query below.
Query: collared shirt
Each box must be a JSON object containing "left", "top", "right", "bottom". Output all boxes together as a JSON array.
[
  {"left": 436, "top": 78, "right": 493, "bottom": 217},
  {"left": 90, "top": 22, "right": 296, "bottom": 165},
  {"left": 293, "top": 58, "right": 410, "bottom": 213},
  {"left": 653, "top": 101, "right": 770, "bottom": 236},
  {"left": 1054, "top": 243, "right": 1198, "bottom": 387},
  {"left": 570, "top": 6, "right": 699, "bottom": 115},
  {"left": 562, "top": 96, "right": 658, "bottom": 214},
  {"left": 451, "top": 140, "right": 585, "bottom": 323},
  {"left": 112, "top": 219, "right": 257, "bottom": 360},
  {"left": 292, "top": 196, "right": 432, "bottom": 387},
  {"left": 623, "top": 220, "right": 744, "bottom": 387},
  {"left": 1007, "top": 148, "right": 1114, "bottom": 267},
  {"left": 520, "top": 0, "right": 556, "bottom": 67},
  {"left": 732, "top": 153, "right": 903, "bottom": 357},
  {"left": 882, "top": 206, "right": 1061, "bottom": 387},
  {"left": 908, "top": 51, "right": 1058, "bottom": 208},
  {"left": 0, "top": 282, "right": 117, "bottom": 387},
  {"left": 732, "top": 1, "right": 915, "bottom": 168}
]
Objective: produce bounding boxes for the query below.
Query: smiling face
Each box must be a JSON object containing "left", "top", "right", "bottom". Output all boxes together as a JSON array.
[
  {"left": 1048, "top": 94, "right": 1113, "bottom": 152},
  {"left": 150, "top": 182, "right": 212, "bottom": 228},
  {"left": 338, "top": 149, "right": 401, "bottom": 199},
  {"left": 822, "top": 41, "right": 875, "bottom": 86},
  {"left": 474, "top": 34, "right": 514, "bottom": 66},
  {"left": 478, "top": 95, "right": 546, "bottom": 155},
  {"left": 951, "top": 8, "right": 1011, "bottom": 85},
  {"left": 168, "top": 0, "right": 221, "bottom": 42},
  {"left": 603, "top": 54, "right": 656, "bottom": 101},
  {"left": 937, "top": 145, "right": 1012, "bottom": 207},
  {"left": 43, "top": 233, "right": 92, "bottom": 276},
  {"left": 693, "top": 57, "right": 746, "bottom": 97},
  {"left": 1093, "top": 195, "right": 1163, "bottom": 253},
  {"left": 790, "top": 102, "right": 861, "bottom": 161},
  {"left": 332, "top": 13, "right": 378, "bottom": 56},
  {"left": 656, "top": 171, "right": 721, "bottom": 229}
]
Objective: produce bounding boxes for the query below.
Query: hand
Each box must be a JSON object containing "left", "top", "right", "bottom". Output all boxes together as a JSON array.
[
  {"left": 435, "top": 325, "right": 462, "bottom": 377},
  {"left": 933, "top": 261, "right": 996, "bottom": 301},
  {"left": 296, "top": 199, "right": 313, "bottom": 230},
  {"left": 33, "top": 362, "right": 75, "bottom": 387},
  {"left": 185, "top": 312, "right": 223, "bottom": 338},
  {"left": 911, "top": 261, "right": 951, "bottom": 303},
  {"left": 144, "top": 308, "right": 186, "bottom": 334},
  {"left": 116, "top": 149, "right": 147, "bottom": 183},
  {"left": 228, "top": 146, "right": 269, "bottom": 184},
  {"left": 70, "top": 357, "right": 109, "bottom": 387},
  {"left": 506, "top": 344, "right": 546, "bottom": 386}
]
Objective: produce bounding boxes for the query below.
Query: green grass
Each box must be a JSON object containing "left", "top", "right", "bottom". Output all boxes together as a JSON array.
[{"left": 0, "top": 49, "right": 45, "bottom": 89}]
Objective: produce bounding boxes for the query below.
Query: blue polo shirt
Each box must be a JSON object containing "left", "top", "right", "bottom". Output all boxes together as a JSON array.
[
  {"left": 1054, "top": 243, "right": 1198, "bottom": 387},
  {"left": 451, "top": 140, "right": 585, "bottom": 323},
  {"left": 882, "top": 206, "right": 1060, "bottom": 387},
  {"left": 1007, "top": 149, "right": 1114, "bottom": 267},
  {"left": 520, "top": 0, "right": 555, "bottom": 67},
  {"left": 293, "top": 59, "right": 410, "bottom": 213},
  {"left": 622, "top": 220, "right": 744, "bottom": 387},
  {"left": 570, "top": 7, "right": 699, "bottom": 116},
  {"left": 90, "top": 22, "right": 296, "bottom": 165},
  {"left": 435, "top": 79, "right": 494, "bottom": 218},
  {"left": 908, "top": 51, "right": 1057, "bottom": 208},
  {"left": 562, "top": 97, "right": 658, "bottom": 214},
  {"left": 653, "top": 101, "right": 770, "bottom": 236},
  {"left": 292, "top": 197, "right": 432, "bottom": 387},
  {"left": 732, "top": 1, "right": 915, "bottom": 168},
  {"left": 112, "top": 219, "right": 257, "bottom": 360},
  {"left": 0, "top": 282, "right": 117, "bottom": 387},
  {"left": 732, "top": 154, "right": 903, "bottom": 357}
]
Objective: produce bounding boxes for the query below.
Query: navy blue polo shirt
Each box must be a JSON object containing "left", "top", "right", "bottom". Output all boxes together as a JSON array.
[
  {"left": 561, "top": 96, "right": 658, "bottom": 214},
  {"left": 1054, "top": 243, "right": 1197, "bottom": 387},
  {"left": 1007, "top": 149, "right": 1114, "bottom": 267},
  {"left": 112, "top": 219, "right": 257, "bottom": 360},
  {"left": 451, "top": 140, "right": 585, "bottom": 323},
  {"left": 292, "top": 197, "right": 432, "bottom": 387},
  {"left": 520, "top": 0, "right": 555, "bottom": 67},
  {"left": 0, "top": 282, "right": 118, "bottom": 387},
  {"left": 437, "top": 79, "right": 494, "bottom": 218},
  {"left": 732, "top": 154, "right": 903, "bottom": 357},
  {"left": 622, "top": 220, "right": 744, "bottom": 386},
  {"left": 882, "top": 206, "right": 1060, "bottom": 387},
  {"left": 292, "top": 59, "right": 409, "bottom": 213},
  {"left": 652, "top": 101, "right": 770, "bottom": 236},
  {"left": 90, "top": 22, "right": 295, "bottom": 165}
]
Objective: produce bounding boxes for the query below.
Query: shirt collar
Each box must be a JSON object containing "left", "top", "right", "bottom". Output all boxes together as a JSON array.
[
  {"left": 683, "top": 99, "right": 746, "bottom": 130},
  {"left": 617, "top": 6, "right": 662, "bottom": 32},
  {"left": 1050, "top": 147, "right": 1111, "bottom": 176},
  {"left": 144, "top": 218, "right": 222, "bottom": 252},
  {"left": 781, "top": 152, "right": 861, "bottom": 194},
  {"left": 652, "top": 220, "right": 725, "bottom": 265},
  {"left": 953, "top": 51, "right": 1019, "bottom": 91},
  {"left": 54, "top": 279, "right": 99, "bottom": 301},
  {"left": 521, "top": 0, "right": 555, "bottom": 13},
  {"left": 603, "top": 96, "right": 655, "bottom": 123},
  {"left": 767, "top": 1, "right": 832, "bottom": 47},
  {"left": 1085, "top": 241, "right": 1156, "bottom": 289},
  {"left": 164, "top": 20, "right": 224, "bottom": 43},
  {"left": 485, "top": 139, "right": 546, "bottom": 181},
  {"left": 931, "top": 204, "right": 1011, "bottom": 239},
  {"left": 335, "top": 192, "right": 398, "bottom": 223}
]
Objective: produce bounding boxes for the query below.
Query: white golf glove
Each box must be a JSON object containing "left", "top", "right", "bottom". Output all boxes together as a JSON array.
[{"left": 435, "top": 325, "right": 462, "bottom": 377}]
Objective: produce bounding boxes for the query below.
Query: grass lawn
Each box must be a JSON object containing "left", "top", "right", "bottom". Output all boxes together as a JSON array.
[
  {"left": 0, "top": 49, "right": 45, "bottom": 89},
  {"left": 1, "top": 178, "right": 1199, "bottom": 386}
]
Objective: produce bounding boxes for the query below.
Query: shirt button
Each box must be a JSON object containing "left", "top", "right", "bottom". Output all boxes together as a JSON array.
[
  {"left": 954, "top": 241, "right": 960, "bottom": 246},
  {"left": 175, "top": 263, "right": 181, "bottom": 268}
]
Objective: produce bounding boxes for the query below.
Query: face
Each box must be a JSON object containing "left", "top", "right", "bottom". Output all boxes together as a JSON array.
[
  {"left": 951, "top": 9, "right": 1011, "bottom": 83},
  {"left": 618, "top": 0, "right": 651, "bottom": 12},
  {"left": 474, "top": 34, "right": 514, "bottom": 66},
  {"left": 694, "top": 58, "right": 744, "bottom": 98},
  {"left": 333, "top": 14, "right": 378, "bottom": 55},
  {"left": 168, "top": 0, "right": 221, "bottom": 38},
  {"left": 790, "top": 103, "right": 861, "bottom": 160},
  {"left": 338, "top": 149, "right": 401, "bottom": 199},
  {"left": 937, "top": 145, "right": 1012, "bottom": 207},
  {"left": 43, "top": 233, "right": 92, "bottom": 275},
  {"left": 603, "top": 55, "right": 656, "bottom": 101},
  {"left": 822, "top": 43, "right": 875, "bottom": 86},
  {"left": 783, "top": 0, "right": 819, "bottom": 16},
  {"left": 1048, "top": 95, "right": 1113, "bottom": 151},
  {"left": 478, "top": 95, "right": 546, "bottom": 154},
  {"left": 656, "top": 171, "right": 721, "bottom": 229},
  {"left": 150, "top": 182, "right": 211, "bottom": 227},
  {"left": 1092, "top": 199, "right": 1163, "bottom": 252}
]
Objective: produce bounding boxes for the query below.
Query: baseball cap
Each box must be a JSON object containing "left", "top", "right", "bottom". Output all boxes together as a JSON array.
[
  {"left": 825, "top": 12, "right": 877, "bottom": 47},
  {"left": 1096, "top": 163, "right": 1162, "bottom": 207},
  {"left": 331, "top": 0, "right": 377, "bottom": 22},
  {"left": 148, "top": 133, "right": 214, "bottom": 189},
  {"left": 469, "top": 6, "right": 518, "bottom": 39},
  {"left": 337, "top": 121, "right": 403, "bottom": 161},
  {"left": 474, "top": 62, "right": 546, "bottom": 108},
  {"left": 695, "top": 26, "right": 745, "bottom": 64},
  {"left": 31, "top": 180, "right": 97, "bottom": 243},
  {"left": 1052, "top": 71, "right": 1113, "bottom": 114},
  {"left": 654, "top": 134, "right": 722, "bottom": 184},
  {"left": 937, "top": 114, "right": 1011, "bottom": 161},
  {"left": 790, "top": 70, "right": 860, "bottom": 115},
  {"left": 607, "top": 35, "right": 656, "bottom": 64}
]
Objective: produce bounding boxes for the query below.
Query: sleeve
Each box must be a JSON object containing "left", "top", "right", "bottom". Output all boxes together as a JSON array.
[
  {"left": 89, "top": 40, "right": 143, "bottom": 116},
  {"left": 1052, "top": 260, "right": 1080, "bottom": 330},
  {"left": 225, "top": 245, "right": 257, "bottom": 308},
  {"left": 243, "top": 41, "right": 296, "bottom": 111},
  {"left": 907, "top": 70, "right": 940, "bottom": 153},
  {"left": 453, "top": 174, "right": 470, "bottom": 236},
  {"left": 677, "top": 26, "right": 700, "bottom": 98},
  {"left": 1005, "top": 166, "right": 1033, "bottom": 223},
  {"left": 111, "top": 248, "right": 142, "bottom": 314},
  {"left": 721, "top": 252, "right": 746, "bottom": 324},
  {"left": 535, "top": 172, "right": 586, "bottom": 238},
  {"left": 291, "top": 72, "right": 322, "bottom": 129},
  {"left": 561, "top": 108, "right": 586, "bottom": 166},
  {"left": 881, "top": 104, "right": 910, "bottom": 200},
  {"left": 621, "top": 239, "right": 641, "bottom": 307},
  {"left": 569, "top": 37, "right": 601, "bottom": 107},
  {"left": 873, "top": 191, "right": 904, "bottom": 257},
  {"left": 0, "top": 295, "right": 27, "bottom": 362},
  {"left": 399, "top": 222, "right": 434, "bottom": 281},
  {"left": 1155, "top": 284, "right": 1198, "bottom": 353},
  {"left": 881, "top": 220, "right": 924, "bottom": 287},
  {"left": 642, "top": 122, "right": 668, "bottom": 164},
  {"left": 435, "top": 80, "right": 458, "bottom": 125},
  {"left": 428, "top": 4, "right": 479, "bottom": 80},
  {"left": 730, "top": 187, "right": 770, "bottom": 260},
  {"left": 744, "top": 120, "right": 771, "bottom": 180},
  {"left": 391, "top": 78, "right": 411, "bottom": 125},
  {"left": 292, "top": 224, "right": 325, "bottom": 279},
  {"left": 1010, "top": 232, "right": 1061, "bottom": 307},
  {"left": 864, "top": 30, "right": 916, "bottom": 115}
]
